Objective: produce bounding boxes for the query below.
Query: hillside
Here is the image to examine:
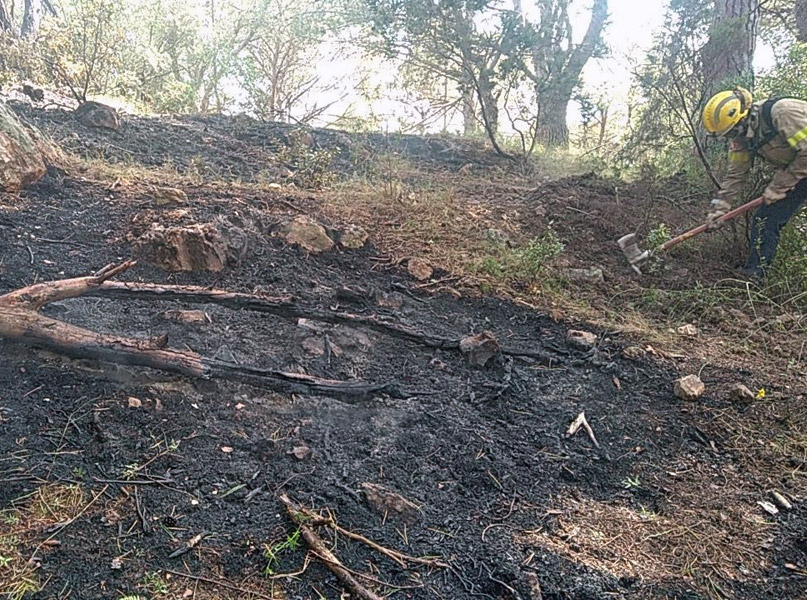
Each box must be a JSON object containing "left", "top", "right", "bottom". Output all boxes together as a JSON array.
[{"left": 1, "top": 98, "right": 806, "bottom": 600}]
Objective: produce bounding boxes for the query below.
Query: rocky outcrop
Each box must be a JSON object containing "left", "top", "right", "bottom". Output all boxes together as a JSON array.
[{"left": 0, "top": 101, "right": 62, "bottom": 191}]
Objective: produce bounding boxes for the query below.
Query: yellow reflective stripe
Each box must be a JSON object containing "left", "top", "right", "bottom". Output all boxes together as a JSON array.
[
  {"left": 729, "top": 151, "right": 750, "bottom": 163},
  {"left": 787, "top": 125, "right": 807, "bottom": 148}
]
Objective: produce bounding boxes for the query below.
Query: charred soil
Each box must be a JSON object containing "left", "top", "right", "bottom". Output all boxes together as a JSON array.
[{"left": 0, "top": 101, "right": 805, "bottom": 600}]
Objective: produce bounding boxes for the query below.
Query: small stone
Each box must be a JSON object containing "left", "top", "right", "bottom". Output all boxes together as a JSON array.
[
  {"left": 459, "top": 331, "right": 500, "bottom": 367},
  {"left": 162, "top": 309, "right": 208, "bottom": 324},
  {"left": 301, "top": 336, "right": 326, "bottom": 356},
  {"left": 340, "top": 224, "right": 369, "bottom": 249},
  {"left": 277, "top": 216, "right": 334, "bottom": 253},
  {"left": 221, "top": 446, "right": 233, "bottom": 454},
  {"left": 757, "top": 500, "right": 779, "bottom": 516},
  {"left": 74, "top": 101, "right": 120, "bottom": 131},
  {"left": 566, "top": 329, "right": 598, "bottom": 349},
  {"left": 407, "top": 258, "right": 433, "bottom": 281},
  {"left": 152, "top": 187, "right": 188, "bottom": 205},
  {"left": 729, "top": 383, "right": 755, "bottom": 403},
  {"left": 374, "top": 291, "right": 405, "bottom": 309},
  {"left": 771, "top": 490, "right": 793, "bottom": 511},
  {"left": 677, "top": 324, "right": 698, "bottom": 336},
  {"left": 290, "top": 445, "right": 311, "bottom": 460},
  {"left": 622, "top": 346, "right": 646, "bottom": 360},
  {"left": 563, "top": 267, "right": 605, "bottom": 284},
  {"left": 361, "top": 482, "right": 420, "bottom": 523},
  {"left": 674, "top": 375, "right": 705, "bottom": 401},
  {"left": 127, "top": 396, "right": 142, "bottom": 408}
]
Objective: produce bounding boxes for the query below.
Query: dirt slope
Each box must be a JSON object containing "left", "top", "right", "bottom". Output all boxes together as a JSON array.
[{"left": 0, "top": 101, "right": 805, "bottom": 600}]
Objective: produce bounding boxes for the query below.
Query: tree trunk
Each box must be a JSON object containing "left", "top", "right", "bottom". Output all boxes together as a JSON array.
[
  {"left": 598, "top": 105, "right": 608, "bottom": 147},
  {"left": 21, "top": 0, "right": 42, "bottom": 37},
  {"left": 462, "top": 83, "right": 477, "bottom": 137},
  {"left": 477, "top": 68, "right": 498, "bottom": 138},
  {"left": 536, "top": 91, "right": 571, "bottom": 148},
  {"left": 532, "top": 0, "right": 608, "bottom": 149},
  {"left": 795, "top": 0, "right": 807, "bottom": 43},
  {"left": 0, "top": 0, "right": 13, "bottom": 32},
  {"left": 702, "top": 0, "right": 758, "bottom": 93}
]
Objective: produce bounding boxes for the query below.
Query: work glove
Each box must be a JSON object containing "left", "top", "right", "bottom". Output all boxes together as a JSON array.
[
  {"left": 762, "top": 188, "right": 786, "bottom": 205},
  {"left": 706, "top": 199, "right": 731, "bottom": 231}
]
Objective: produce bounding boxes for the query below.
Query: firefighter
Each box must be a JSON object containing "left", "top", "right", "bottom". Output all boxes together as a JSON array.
[{"left": 702, "top": 87, "right": 807, "bottom": 281}]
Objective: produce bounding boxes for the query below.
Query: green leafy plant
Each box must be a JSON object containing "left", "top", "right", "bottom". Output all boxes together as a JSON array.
[
  {"left": 143, "top": 571, "right": 168, "bottom": 596},
  {"left": 277, "top": 130, "right": 338, "bottom": 190},
  {"left": 263, "top": 528, "right": 302, "bottom": 576},
  {"left": 516, "top": 231, "right": 565, "bottom": 282},
  {"left": 646, "top": 223, "right": 671, "bottom": 249},
  {"left": 622, "top": 475, "right": 641, "bottom": 490}
]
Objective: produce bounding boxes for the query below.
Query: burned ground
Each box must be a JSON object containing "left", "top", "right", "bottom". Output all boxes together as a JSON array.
[{"left": 1, "top": 102, "right": 806, "bottom": 600}]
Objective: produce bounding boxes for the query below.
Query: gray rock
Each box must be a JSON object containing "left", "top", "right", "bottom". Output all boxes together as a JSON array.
[
  {"left": 566, "top": 329, "right": 598, "bottom": 349},
  {"left": 74, "top": 101, "right": 121, "bottom": 131},
  {"left": 729, "top": 383, "right": 755, "bottom": 403},
  {"left": 459, "top": 331, "right": 500, "bottom": 366},
  {"left": 674, "top": 375, "right": 705, "bottom": 401},
  {"left": 277, "top": 216, "right": 334, "bottom": 253},
  {"left": 340, "top": 224, "right": 369, "bottom": 249},
  {"left": 563, "top": 267, "right": 605, "bottom": 284}
]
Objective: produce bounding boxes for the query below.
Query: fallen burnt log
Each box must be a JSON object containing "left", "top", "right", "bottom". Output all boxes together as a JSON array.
[
  {"left": 0, "top": 262, "right": 404, "bottom": 399},
  {"left": 86, "top": 281, "right": 561, "bottom": 366}
]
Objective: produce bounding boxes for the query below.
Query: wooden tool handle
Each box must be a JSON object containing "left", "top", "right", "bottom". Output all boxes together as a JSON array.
[{"left": 659, "top": 196, "right": 764, "bottom": 253}]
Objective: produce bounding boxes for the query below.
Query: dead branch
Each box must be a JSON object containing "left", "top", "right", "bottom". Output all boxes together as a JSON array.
[
  {"left": 85, "top": 281, "right": 561, "bottom": 366},
  {"left": 0, "top": 264, "right": 404, "bottom": 400},
  {"left": 292, "top": 504, "right": 448, "bottom": 570},
  {"left": 280, "top": 494, "right": 384, "bottom": 600},
  {"left": 565, "top": 411, "right": 601, "bottom": 449}
]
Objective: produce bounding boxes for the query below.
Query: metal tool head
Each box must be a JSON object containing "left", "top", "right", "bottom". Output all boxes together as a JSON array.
[{"left": 617, "top": 233, "right": 650, "bottom": 275}]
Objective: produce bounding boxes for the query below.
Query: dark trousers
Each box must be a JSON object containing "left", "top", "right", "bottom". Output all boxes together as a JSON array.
[{"left": 745, "top": 178, "right": 807, "bottom": 277}]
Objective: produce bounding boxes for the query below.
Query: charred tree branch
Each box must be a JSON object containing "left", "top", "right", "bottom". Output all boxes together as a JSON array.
[{"left": 0, "top": 263, "right": 405, "bottom": 400}]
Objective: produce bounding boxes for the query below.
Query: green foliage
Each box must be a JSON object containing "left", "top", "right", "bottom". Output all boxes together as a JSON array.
[
  {"left": 622, "top": 475, "right": 641, "bottom": 490},
  {"left": 477, "top": 230, "right": 564, "bottom": 287},
  {"left": 646, "top": 223, "right": 671, "bottom": 249},
  {"left": 39, "top": 0, "right": 129, "bottom": 102},
  {"left": 758, "top": 41, "right": 807, "bottom": 99},
  {"left": 769, "top": 210, "right": 807, "bottom": 305},
  {"left": 142, "top": 571, "right": 168, "bottom": 596},
  {"left": 517, "top": 231, "right": 565, "bottom": 281},
  {"left": 237, "top": 0, "right": 341, "bottom": 123},
  {"left": 0, "top": 0, "right": 347, "bottom": 116},
  {"left": 277, "top": 129, "right": 338, "bottom": 189},
  {"left": 263, "top": 528, "right": 302, "bottom": 575}
]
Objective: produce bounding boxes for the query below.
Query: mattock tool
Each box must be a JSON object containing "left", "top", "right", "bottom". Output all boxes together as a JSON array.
[{"left": 617, "top": 196, "right": 764, "bottom": 274}]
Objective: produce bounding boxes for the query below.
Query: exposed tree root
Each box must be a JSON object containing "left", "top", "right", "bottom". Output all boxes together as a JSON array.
[{"left": 0, "top": 262, "right": 404, "bottom": 400}]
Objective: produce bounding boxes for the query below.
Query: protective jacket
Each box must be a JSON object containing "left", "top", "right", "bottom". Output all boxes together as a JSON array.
[{"left": 719, "top": 98, "right": 807, "bottom": 203}]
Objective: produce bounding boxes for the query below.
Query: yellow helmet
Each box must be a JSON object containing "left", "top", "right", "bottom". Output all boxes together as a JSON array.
[{"left": 702, "top": 87, "right": 753, "bottom": 135}]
